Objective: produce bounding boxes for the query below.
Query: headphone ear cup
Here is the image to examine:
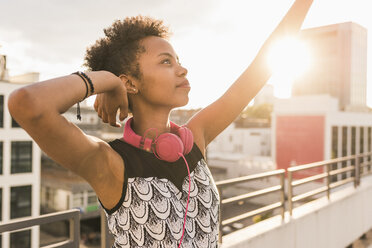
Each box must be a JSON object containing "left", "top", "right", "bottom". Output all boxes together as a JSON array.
[
  {"left": 177, "top": 126, "right": 194, "bottom": 155},
  {"left": 154, "top": 133, "right": 184, "bottom": 162}
]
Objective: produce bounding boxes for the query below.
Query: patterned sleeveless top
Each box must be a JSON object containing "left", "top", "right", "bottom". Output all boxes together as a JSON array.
[{"left": 100, "top": 139, "right": 220, "bottom": 248}]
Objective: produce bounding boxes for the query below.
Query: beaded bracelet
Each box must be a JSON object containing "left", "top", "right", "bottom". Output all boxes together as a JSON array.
[
  {"left": 79, "top": 71, "right": 95, "bottom": 95},
  {"left": 72, "top": 72, "right": 89, "bottom": 100},
  {"left": 71, "top": 71, "right": 94, "bottom": 120}
]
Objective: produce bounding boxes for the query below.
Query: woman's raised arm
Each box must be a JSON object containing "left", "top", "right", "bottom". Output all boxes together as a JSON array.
[
  {"left": 8, "top": 71, "right": 127, "bottom": 207},
  {"left": 188, "top": 0, "right": 314, "bottom": 150}
]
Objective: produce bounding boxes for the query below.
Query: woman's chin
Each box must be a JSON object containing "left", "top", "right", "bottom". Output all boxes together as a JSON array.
[
  {"left": 179, "top": 97, "right": 189, "bottom": 107},
  {"left": 170, "top": 99, "right": 189, "bottom": 110}
]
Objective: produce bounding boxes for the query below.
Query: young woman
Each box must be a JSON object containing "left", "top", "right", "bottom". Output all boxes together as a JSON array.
[{"left": 8, "top": 0, "right": 313, "bottom": 247}]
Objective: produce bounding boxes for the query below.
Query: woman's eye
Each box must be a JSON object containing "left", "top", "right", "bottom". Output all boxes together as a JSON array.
[{"left": 162, "top": 59, "right": 171, "bottom": 64}]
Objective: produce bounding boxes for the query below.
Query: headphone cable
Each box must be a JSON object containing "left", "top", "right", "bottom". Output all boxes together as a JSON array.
[{"left": 178, "top": 153, "right": 191, "bottom": 248}]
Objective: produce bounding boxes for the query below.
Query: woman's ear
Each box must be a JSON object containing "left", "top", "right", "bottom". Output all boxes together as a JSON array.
[{"left": 119, "top": 74, "right": 138, "bottom": 94}]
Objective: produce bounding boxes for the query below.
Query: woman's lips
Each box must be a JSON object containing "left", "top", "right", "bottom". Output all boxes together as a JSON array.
[{"left": 177, "top": 79, "right": 190, "bottom": 88}]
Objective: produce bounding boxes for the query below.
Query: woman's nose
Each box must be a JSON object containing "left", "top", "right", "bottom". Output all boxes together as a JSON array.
[{"left": 177, "top": 64, "right": 188, "bottom": 77}]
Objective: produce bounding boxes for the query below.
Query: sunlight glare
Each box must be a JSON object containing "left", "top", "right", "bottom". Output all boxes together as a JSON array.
[
  {"left": 268, "top": 36, "right": 311, "bottom": 77},
  {"left": 267, "top": 36, "right": 311, "bottom": 98}
]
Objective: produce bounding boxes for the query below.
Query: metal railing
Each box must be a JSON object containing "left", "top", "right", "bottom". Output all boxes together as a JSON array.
[
  {"left": 287, "top": 152, "right": 372, "bottom": 215},
  {"left": 215, "top": 152, "right": 372, "bottom": 241},
  {"left": 215, "top": 169, "right": 286, "bottom": 244},
  {"left": 1, "top": 153, "right": 371, "bottom": 246},
  {"left": 0, "top": 209, "right": 80, "bottom": 248}
]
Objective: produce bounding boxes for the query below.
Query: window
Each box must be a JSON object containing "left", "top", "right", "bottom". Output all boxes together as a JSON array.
[
  {"left": 0, "top": 95, "right": 3, "bottom": 128},
  {"left": 72, "top": 193, "right": 84, "bottom": 208},
  {"left": 331, "top": 126, "right": 338, "bottom": 159},
  {"left": 369, "top": 127, "right": 372, "bottom": 152},
  {"left": 11, "top": 185, "right": 32, "bottom": 219},
  {"left": 0, "top": 188, "right": 2, "bottom": 221},
  {"left": 342, "top": 127, "right": 348, "bottom": 179},
  {"left": 250, "top": 132, "right": 261, "bottom": 136},
  {"left": 11, "top": 117, "right": 20, "bottom": 128},
  {"left": 45, "top": 187, "right": 51, "bottom": 203},
  {"left": 331, "top": 126, "right": 338, "bottom": 182},
  {"left": 0, "top": 142, "right": 2, "bottom": 175},
  {"left": 369, "top": 127, "right": 372, "bottom": 172},
  {"left": 351, "top": 127, "right": 356, "bottom": 178},
  {"left": 10, "top": 229, "right": 31, "bottom": 248},
  {"left": 360, "top": 127, "right": 364, "bottom": 154},
  {"left": 87, "top": 190, "right": 97, "bottom": 205},
  {"left": 360, "top": 127, "right": 365, "bottom": 170},
  {"left": 11, "top": 141, "right": 32, "bottom": 174},
  {"left": 342, "top": 127, "right": 348, "bottom": 157},
  {"left": 351, "top": 127, "right": 356, "bottom": 155}
]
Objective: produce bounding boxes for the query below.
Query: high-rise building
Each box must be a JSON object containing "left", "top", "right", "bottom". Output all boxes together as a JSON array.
[
  {"left": 0, "top": 69, "right": 41, "bottom": 248},
  {"left": 292, "top": 22, "right": 367, "bottom": 111}
]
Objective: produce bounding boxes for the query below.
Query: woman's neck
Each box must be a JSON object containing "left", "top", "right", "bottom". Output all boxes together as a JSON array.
[{"left": 130, "top": 105, "right": 172, "bottom": 139}]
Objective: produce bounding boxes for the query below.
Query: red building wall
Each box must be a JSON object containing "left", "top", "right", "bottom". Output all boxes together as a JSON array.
[{"left": 276, "top": 115, "right": 325, "bottom": 178}]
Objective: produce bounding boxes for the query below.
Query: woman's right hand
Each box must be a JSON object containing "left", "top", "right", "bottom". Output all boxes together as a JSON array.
[{"left": 94, "top": 82, "right": 129, "bottom": 127}]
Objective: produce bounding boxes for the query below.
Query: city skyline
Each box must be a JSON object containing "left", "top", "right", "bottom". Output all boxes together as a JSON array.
[{"left": 0, "top": 0, "right": 371, "bottom": 109}]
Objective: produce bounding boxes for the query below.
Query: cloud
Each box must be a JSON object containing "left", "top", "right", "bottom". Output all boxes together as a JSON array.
[{"left": 0, "top": 0, "right": 218, "bottom": 78}]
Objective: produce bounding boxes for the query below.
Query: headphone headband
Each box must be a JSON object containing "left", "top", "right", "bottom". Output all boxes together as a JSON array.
[
  {"left": 123, "top": 118, "right": 153, "bottom": 151},
  {"left": 123, "top": 117, "right": 193, "bottom": 161}
]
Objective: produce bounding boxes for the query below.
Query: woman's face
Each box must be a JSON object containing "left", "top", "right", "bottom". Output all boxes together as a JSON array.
[{"left": 133, "top": 36, "right": 190, "bottom": 109}]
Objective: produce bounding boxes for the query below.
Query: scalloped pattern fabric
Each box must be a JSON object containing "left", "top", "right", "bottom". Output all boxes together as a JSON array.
[{"left": 104, "top": 159, "right": 220, "bottom": 248}]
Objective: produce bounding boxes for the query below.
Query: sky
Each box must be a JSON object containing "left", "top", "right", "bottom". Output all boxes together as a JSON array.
[{"left": 0, "top": 0, "right": 371, "bottom": 109}]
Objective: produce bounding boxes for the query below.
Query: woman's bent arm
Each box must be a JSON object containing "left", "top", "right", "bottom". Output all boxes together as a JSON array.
[{"left": 8, "top": 71, "right": 126, "bottom": 208}]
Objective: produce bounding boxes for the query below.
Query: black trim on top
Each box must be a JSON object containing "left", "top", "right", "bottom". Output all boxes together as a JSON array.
[
  {"left": 112, "top": 139, "right": 203, "bottom": 189},
  {"left": 98, "top": 144, "right": 128, "bottom": 215},
  {"left": 99, "top": 168, "right": 128, "bottom": 215}
]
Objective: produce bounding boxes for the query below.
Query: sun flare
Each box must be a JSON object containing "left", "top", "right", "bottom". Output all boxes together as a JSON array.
[{"left": 267, "top": 36, "right": 312, "bottom": 97}]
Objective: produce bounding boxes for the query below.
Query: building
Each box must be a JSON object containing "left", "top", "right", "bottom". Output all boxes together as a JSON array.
[
  {"left": 208, "top": 121, "right": 271, "bottom": 158},
  {"left": 207, "top": 118, "right": 273, "bottom": 180},
  {"left": 0, "top": 62, "right": 41, "bottom": 247},
  {"left": 272, "top": 95, "right": 372, "bottom": 179},
  {"left": 40, "top": 156, "right": 102, "bottom": 245},
  {"left": 292, "top": 22, "right": 367, "bottom": 111},
  {"left": 40, "top": 154, "right": 100, "bottom": 216}
]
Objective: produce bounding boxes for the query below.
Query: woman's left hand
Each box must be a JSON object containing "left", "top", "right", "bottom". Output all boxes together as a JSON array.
[{"left": 94, "top": 82, "right": 128, "bottom": 127}]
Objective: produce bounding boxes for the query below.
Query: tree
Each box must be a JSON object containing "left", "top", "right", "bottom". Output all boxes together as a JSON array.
[{"left": 241, "top": 103, "right": 273, "bottom": 120}]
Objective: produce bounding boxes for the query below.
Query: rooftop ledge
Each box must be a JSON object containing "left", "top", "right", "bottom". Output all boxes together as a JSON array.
[{"left": 221, "top": 174, "right": 372, "bottom": 248}]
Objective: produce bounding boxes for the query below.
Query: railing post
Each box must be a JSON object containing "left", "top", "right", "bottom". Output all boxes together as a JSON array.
[
  {"left": 101, "top": 209, "right": 111, "bottom": 248},
  {"left": 218, "top": 187, "right": 223, "bottom": 245},
  {"left": 70, "top": 211, "right": 80, "bottom": 248},
  {"left": 288, "top": 171, "right": 293, "bottom": 216},
  {"left": 280, "top": 172, "right": 285, "bottom": 219},
  {"left": 326, "top": 163, "right": 331, "bottom": 200}
]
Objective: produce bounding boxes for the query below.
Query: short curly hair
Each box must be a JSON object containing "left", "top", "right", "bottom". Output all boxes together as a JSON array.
[{"left": 84, "top": 16, "right": 170, "bottom": 79}]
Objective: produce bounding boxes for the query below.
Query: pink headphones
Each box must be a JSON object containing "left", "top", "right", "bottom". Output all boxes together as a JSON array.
[
  {"left": 123, "top": 117, "right": 193, "bottom": 247},
  {"left": 123, "top": 117, "right": 194, "bottom": 162}
]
